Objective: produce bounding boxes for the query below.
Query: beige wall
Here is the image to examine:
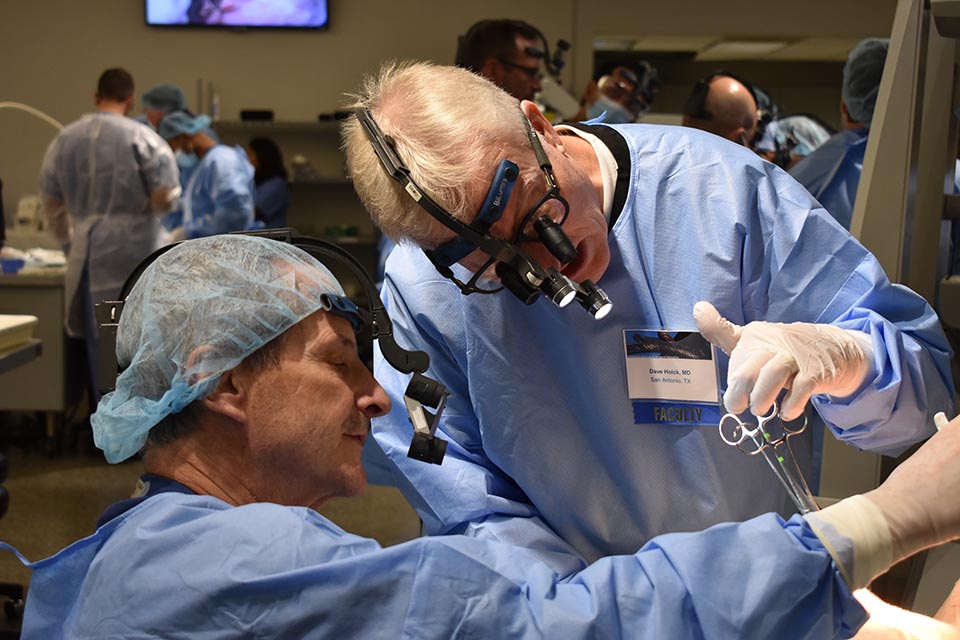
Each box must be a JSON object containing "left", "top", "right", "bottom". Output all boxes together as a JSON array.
[{"left": 1, "top": 0, "right": 898, "bottom": 220}]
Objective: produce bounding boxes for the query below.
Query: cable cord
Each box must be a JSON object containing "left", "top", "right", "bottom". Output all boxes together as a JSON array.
[{"left": 0, "top": 102, "right": 65, "bottom": 131}]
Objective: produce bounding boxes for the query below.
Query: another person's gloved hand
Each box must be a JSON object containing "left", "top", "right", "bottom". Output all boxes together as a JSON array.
[
  {"left": 693, "top": 301, "right": 874, "bottom": 420},
  {"left": 805, "top": 415, "right": 960, "bottom": 591},
  {"left": 850, "top": 589, "right": 960, "bottom": 640},
  {"left": 864, "top": 414, "right": 960, "bottom": 564}
]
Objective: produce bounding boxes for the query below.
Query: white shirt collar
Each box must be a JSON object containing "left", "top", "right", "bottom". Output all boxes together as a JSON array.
[{"left": 556, "top": 124, "right": 618, "bottom": 225}]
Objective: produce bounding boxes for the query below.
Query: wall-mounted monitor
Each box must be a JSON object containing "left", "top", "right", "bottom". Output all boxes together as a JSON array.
[{"left": 146, "top": 1, "right": 329, "bottom": 29}]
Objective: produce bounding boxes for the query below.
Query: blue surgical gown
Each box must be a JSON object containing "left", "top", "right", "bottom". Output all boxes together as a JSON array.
[
  {"left": 182, "top": 145, "right": 255, "bottom": 238},
  {"left": 789, "top": 128, "right": 869, "bottom": 230},
  {"left": 254, "top": 175, "right": 290, "bottom": 228},
  {"left": 3, "top": 476, "right": 867, "bottom": 639},
  {"left": 371, "top": 123, "right": 954, "bottom": 567}
]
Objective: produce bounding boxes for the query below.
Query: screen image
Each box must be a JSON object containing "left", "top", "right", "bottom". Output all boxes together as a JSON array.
[{"left": 146, "top": 0, "right": 328, "bottom": 28}]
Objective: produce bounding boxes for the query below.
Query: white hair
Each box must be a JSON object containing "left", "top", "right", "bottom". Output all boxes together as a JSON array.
[{"left": 341, "top": 61, "right": 533, "bottom": 248}]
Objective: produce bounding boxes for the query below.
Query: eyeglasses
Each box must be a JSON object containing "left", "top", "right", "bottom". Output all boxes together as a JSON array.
[
  {"left": 497, "top": 59, "right": 543, "bottom": 81},
  {"left": 450, "top": 159, "right": 571, "bottom": 294},
  {"left": 429, "top": 119, "right": 573, "bottom": 296}
]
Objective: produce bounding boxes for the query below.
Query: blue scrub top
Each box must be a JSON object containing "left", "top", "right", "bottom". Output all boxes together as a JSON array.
[
  {"left": 254, "top": 175, "right": 290, "bottom": 228},
  {"left": 183, "top": 145, "right": 256, "bottom": 239},
  {"left": 789, "top": 128, "right": 869, "bottom": 230},
  {"left": 370, "top": 122, "right": 954, "bottom": 567},
  {"left": 3, "top": 475, "right": 866, "bottom": 638}
]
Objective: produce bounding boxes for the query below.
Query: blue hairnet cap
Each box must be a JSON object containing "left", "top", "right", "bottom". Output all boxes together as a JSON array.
[
  {"left": 91, "top": 235, "right": 361, "bottom": 463},
  {"left": 157, "top": 110, "right": 212, "bottom": 140},
  {"left": 842, "top": 38, "right": 889, "bottom": 126},
  {"left": 142, "top": 83, "right": 187, "bottom": 113}
]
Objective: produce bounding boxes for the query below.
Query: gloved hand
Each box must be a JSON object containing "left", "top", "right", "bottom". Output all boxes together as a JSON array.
[
  {"left": 864, "top": 413, "right": 960, "bottom": 564},
  {"left": 692, "top": 301, "right": 874, "bottom": 420},
  {"left": 851, "top": 589, "right": 960, "bottom": 640}
]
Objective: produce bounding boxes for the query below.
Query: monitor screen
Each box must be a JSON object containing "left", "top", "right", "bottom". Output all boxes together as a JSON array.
[{"left": 146, "top": 1, "right": 329, "bottom": 28}]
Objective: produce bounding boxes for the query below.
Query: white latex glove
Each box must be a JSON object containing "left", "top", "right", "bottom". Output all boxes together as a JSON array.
[
  {"left": 692, "top": 301, "right": 874, "bottom": 420},
  {"left": 851, "top": 589, "right": 960, "bottom": 640},
  {"left": 864, "top": 413, "right": 960, "bottom": 565}
]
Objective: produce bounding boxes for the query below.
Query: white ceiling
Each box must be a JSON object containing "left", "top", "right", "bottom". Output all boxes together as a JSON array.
[{"left": 594, "top": 35, "right": 867, "bottom": 61}]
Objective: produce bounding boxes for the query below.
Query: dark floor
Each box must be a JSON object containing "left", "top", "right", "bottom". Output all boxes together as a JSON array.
[{"left": 0, "top": 416, "right": 422, "bottom": 593}]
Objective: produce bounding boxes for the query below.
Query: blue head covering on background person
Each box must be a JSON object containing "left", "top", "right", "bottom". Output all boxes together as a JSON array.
[
  {"left": 158, "top": 110, "right": 255, "bottom": 238},
  {"left": 158, "top": 110, "right": 210, "bottom": 175},
  {"left": 158, "top": 110, "right": 211, "bottom": 140},
  {"left": 143, "top": 84, "right": 187, "bottom": 114},
  {"left": 842, "top": 38, "right": 889, "bottom": 126},
  {"left": 135, "top": 83, "right": 188, "bottom": 130},
  {"left": 788, "top": 38, "right": 890, "bottom": 229},
  {"left": 91, "top": 235, "right": 360, "bottom": 463}
]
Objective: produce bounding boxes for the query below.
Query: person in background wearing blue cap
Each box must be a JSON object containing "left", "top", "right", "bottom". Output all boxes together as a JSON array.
[
  {"left": 136, "top": 83, "right": 187, "bottom": 130},
  {"left": 158, "top": 110, "right": 255, "bottom": 240},
  {"left": 790, "top": 38, "right": 889, "bottom": 230},
  {"left": 134, "top": 83, "right": 197, "bottom": 234},
  {"left": 5, "top": 232, "right": 960, "bottom": 638},
  {"left": 39, "top": 67, "right": 180, "bottom": 402}
]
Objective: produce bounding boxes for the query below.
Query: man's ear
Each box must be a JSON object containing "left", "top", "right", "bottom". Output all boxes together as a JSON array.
[
  {"left": 520, "top": 100, "right": 564, "bottom": 152},
  {"left": 199, "top": 368, "right": 247, "bottom": 425},
  {"left": 184, "top": 346, "right": 248, "bottom": 424}
]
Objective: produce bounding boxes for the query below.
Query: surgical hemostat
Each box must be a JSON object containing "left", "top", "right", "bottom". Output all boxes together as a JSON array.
[{"left": 719, "top": 402, "right": 819, "bottom": 514}]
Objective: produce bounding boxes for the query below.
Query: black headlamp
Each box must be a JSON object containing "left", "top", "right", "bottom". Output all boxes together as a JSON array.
[
  {"left": 95, "top": 228, "right": 450, "bottom": 465},
  {"left": 356, "top": 108, "right": 612, "bottom": 319}
]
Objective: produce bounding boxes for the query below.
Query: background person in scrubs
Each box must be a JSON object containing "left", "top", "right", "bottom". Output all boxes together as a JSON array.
[
  {"left": 7, "top": 233, "right": 960, "bottom": 639},
  {"left": 790, "top": 38, "right": 889, "bottom": 230},
  {"left": 38, "top": 67, "right": 179, "bottom": 401},
  {"left": 158, "top": 110, "right": 255, "bottom": 240}
]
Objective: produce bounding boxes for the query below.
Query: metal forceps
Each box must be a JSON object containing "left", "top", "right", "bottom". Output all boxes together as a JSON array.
[{"left": 719, "top": 402, "right": 819, "bottom": 514}]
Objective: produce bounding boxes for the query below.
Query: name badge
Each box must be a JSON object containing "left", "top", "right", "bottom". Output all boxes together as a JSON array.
[{"left": 623, "top": 329, "right": 721, "bottom": 426}]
